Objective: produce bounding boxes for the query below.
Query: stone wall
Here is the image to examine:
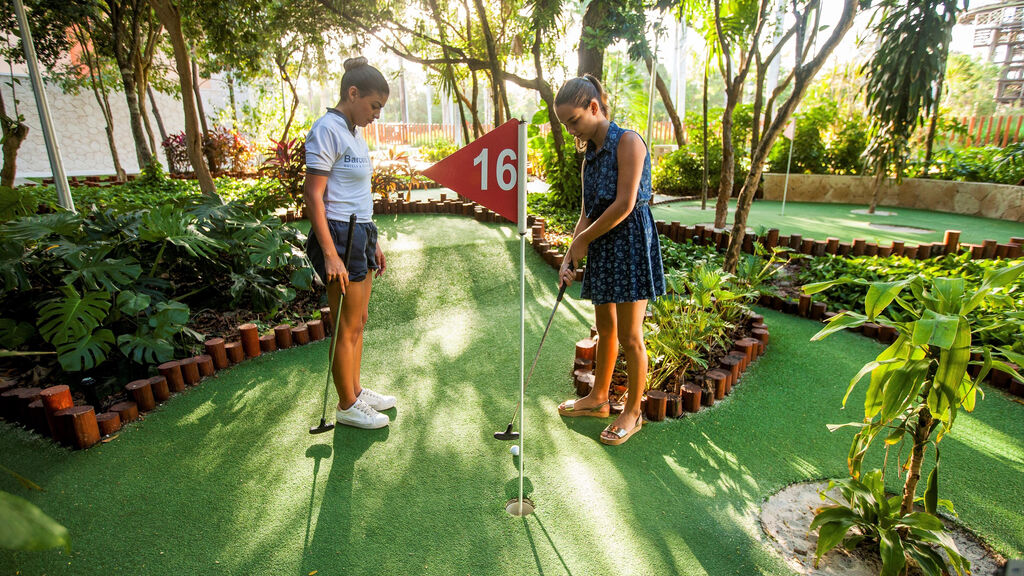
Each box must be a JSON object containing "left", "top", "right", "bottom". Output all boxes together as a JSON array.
[
  {"left": 761, "top": 173, "right": 1024, "bottom": 222},
  {"left": 2, "top": 72, "right": 231, "bottom": 178}
]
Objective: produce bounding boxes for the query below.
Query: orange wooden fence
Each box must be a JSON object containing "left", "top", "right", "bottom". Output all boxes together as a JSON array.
[{"left": 953, "top": 114, "right": 1024, "bottom": 147}]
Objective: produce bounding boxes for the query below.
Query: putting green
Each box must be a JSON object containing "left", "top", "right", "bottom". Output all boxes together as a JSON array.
[
  {"left": 2, "top": 215, "right": 1021, "bottom": 575},
  {"left": 652, "top": 199, "right": 1024, "bottom": 245}
]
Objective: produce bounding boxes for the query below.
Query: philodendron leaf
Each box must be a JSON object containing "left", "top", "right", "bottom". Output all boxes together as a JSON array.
[{"left": 0, "top": 491, "right": 70, "bottom": 553}]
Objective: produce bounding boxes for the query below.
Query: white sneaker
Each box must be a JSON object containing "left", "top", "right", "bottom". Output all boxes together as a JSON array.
[
  {"left": 358, "top": 388, "right": 396, "bottom": 411},
  {"left": 336, "top": 399, "right": 389, "bottom": 429}
]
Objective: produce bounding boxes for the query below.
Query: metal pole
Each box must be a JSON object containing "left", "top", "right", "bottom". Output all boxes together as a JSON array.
[
  {"left": 782, "top": 127, "right": 794, "bottom": 217},
  {"left": 13, "top": 0, "right": 73, "bottom": 212},
  {"left": 516, "top": 120, "right": 528, "bottom": 514}
]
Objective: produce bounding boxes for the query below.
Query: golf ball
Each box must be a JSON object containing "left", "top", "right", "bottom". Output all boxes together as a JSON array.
[{"left": 510, "top": 445, "right": 520, "bottom": 456}]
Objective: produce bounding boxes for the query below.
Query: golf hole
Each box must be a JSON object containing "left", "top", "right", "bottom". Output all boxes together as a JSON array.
[{"left": 506, "top": 497, "right": 535, "bottom": 517}]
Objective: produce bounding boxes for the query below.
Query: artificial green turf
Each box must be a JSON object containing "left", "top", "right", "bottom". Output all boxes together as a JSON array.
[
  {"left": 2, "top": 215, "right": 1022, "bottom": 575},
  {"left": 652, "top": 199, "right": 1024, "bottom": 246}
]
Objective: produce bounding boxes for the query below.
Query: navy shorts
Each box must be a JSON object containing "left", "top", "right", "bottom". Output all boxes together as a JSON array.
[{"left": 307, "top": 220, "right": 379, "bottom": 283}]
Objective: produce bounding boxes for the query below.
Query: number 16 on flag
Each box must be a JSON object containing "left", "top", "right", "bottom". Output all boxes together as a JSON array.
[{"left": 420, "top": 119, "right": 527, "bottom": 234}]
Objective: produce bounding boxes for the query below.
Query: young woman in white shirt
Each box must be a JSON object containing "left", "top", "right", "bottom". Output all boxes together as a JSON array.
[{"left": 304, "top": 57, "right": 395, "bottom": 429}]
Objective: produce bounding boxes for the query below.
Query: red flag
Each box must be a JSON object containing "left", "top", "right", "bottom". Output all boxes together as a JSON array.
[{"left": 420, "top": 119, "right": 521, "bottom": 223}]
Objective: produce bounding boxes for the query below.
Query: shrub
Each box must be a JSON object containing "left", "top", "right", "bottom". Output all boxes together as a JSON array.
[
  {"left": 160, "top": 132, "right": 190, "bottom": 174},
  {"left": 651, "top": 141, "right": 749, "bottom": 196},
  {"left": 259, "top": 138, "right": 306, "bottom": 212},
  {"left": 906, "top": 143, "right": 1024, "bottom": 185},
  {"left": 795, "top": 251, "right": 1024, "bottom": 352},
  {"left": 0, "top": 199, "right": 314, "bottom": 386},
  {"left": 162, "top": 128, "right": 257, "bottom": 175},
  {"left": 204, "top": 127, "right": 256, "bottom": 173},
  {"left": 419, "top": 138, "right": 458, "bottom": 162},
  {"left": 528, "top": 101, "right": 581, "bottom": 211}
]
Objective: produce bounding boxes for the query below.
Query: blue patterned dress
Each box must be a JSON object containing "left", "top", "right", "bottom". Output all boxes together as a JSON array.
[{"left": 580, "top": 122, "right": 666, "bottom": 305}]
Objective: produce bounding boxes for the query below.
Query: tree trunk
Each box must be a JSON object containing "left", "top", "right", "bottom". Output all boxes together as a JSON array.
[
  {"left": 722, "top": 0, "right": 860, "bottom": 273},
  {"left": 117, "top": 64, "right": 154, "bottom": 169},
  {"left": 715, "top": 96, "right": 739, "bottom": 228},
  {"left": 577, "top": 0, "right": 609, "bottom": 79},
  {"left": 148, "top": 0, "right": 218, "bottom": 199},
  {"left": 277, "top": 52, "right": 302, "bottom": 144},
  {"left": 76, "top": 24, "right": 127, "bottom": 182},
  {"left": 901, "top": 407, "right": 935, "bottom": 516},
  {"left": 473, "top": 0, "right": 508, "bottom": 126},
  {"left": 922, "top": 73, "right": 945, "bottom": 173},
  {"left": 750, "top": 57, "right": 766, "bottom": 163},
  {"left": 148, "top": 84, "right": 172, "bottom": 173},
  {"left": 1, "top": 93, "right": 29, "bottom": 188},
  {"left": 868, "top": 166, "right": 885, "bottom": 214},
  {"left": 227, "top": 72, "right": 237, "bottom": 128},
  {"left": 533, "top": 27, "right": 564, "bottom": 159},
  {"left": 644, "top": 55, "right": 684, "bottom": 148},
  {"left": 190, "top": 56, "right": 218, "bottom": 173}
]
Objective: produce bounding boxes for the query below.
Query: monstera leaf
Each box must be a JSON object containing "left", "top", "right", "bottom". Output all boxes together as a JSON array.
[
  {"left": 53, "top": 329, "right": 114, "bottom": 371},
  {"left": 139, "top": 205, "right": 225, "bottom": 260},
  {"left": 0, "top": 318, "right": 35, "bottom": 349},
  {"left": 248, "top": 229, "right": 293, "bottom": 268},
  {"left": 0, "top": 212, "right": 82, "bottom": 243},
  {"left": 37, "top": 286, "right": 111, "bottom": 346},
  {"left": 117, "top": 332, "right": 174, "bottom": 364},
  {"left": 116, "top": 291, "right": 152, "bottom": 315},
  {"left": 62, "top": 246, "right": 142, "bottom": 292}
]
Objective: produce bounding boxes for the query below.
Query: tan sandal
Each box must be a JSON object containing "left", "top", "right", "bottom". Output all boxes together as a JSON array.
[
  {"left": 557, "top": 398, "right": 611, "bottom": 418},
  {"left": 599, "top": 414, "right": 643, "bottom": 446}
]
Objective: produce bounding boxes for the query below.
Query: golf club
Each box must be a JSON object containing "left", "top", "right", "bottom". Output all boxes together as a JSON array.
[
  {"left": 494, "top": 279, "right": 569, "bottom": 441},
  {"left": 310, "top": 213, "right": 358, "bottom": 435}
]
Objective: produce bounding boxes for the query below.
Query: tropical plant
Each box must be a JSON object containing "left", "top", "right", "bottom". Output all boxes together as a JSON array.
[
  {"left": 0, "top": 465, "right": 69, "bottom": 554},
  {"left": 161, "top": 132, "right": 192, "bottom": 174},
  {"left": 203, "top": 126, "right": 256, "bottom": 173},
  {"left": 804, "top": 262, "right": 1024, "bottom": 575},
  {"left": 0, "top": 197, "right": 313, "bottom": 379},
  {"left": 374, "top": 147, "right": 418, "bottom": 202},
  {"left": 419, "top": 138, "right": 458, "bottom": 163},
  {"left": 810, "top": 470, "right": 966, "bottom": 576},
  {"left": 0, "top": 185, "right": 38, "bottom": 222},
  {"left": 795, "top": 252, "right": 1024, "bottom": 352},
  {"left": 645, "top": 261, "right": 757, "bottom": 393},
  {"left": 905, "top": 144, "right": 1024, "bottom": 185},
  {"left": 528, "top": 101, "right": 581, "bottom": 211},
  {"left": 259, "top": 138, "right": 306, "bottom": 212},
  {"left": 861, "top": 0, "right": 965, "bottom": 213}
]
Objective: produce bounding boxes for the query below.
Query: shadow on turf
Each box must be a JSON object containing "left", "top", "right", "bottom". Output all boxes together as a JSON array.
[{"left": 301, "top": 425, "right": 389, "bottom": 575}]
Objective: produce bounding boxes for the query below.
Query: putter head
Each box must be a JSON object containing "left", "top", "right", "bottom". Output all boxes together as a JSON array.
[
  {"left": 309, "top": 418, "right": 335, "bottom": 435},
  {"left": 493, "top": 424, "right": 520, "bottom": 441}
]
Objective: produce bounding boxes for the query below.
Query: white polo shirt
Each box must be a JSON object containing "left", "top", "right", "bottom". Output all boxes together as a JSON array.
[{"left": 305, "top": 109, "right": 374, "bottom": 223}]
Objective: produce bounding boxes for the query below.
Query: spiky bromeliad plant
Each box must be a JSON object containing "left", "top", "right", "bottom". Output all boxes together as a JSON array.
[{"left": 803, "top": 262, "right": 1024, "bottom": 576}]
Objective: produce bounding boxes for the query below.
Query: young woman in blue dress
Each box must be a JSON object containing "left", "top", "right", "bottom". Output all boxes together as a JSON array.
[{"left": 553, "top": 75, "right": 666, "bottom": 446}]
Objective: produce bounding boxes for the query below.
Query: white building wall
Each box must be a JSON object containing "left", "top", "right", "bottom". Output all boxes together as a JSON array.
[{"left": 2, "top": 71, "right": 233, "bottom": 178}]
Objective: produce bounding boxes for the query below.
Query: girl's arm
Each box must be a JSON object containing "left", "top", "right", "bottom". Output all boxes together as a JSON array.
[
  {"left": 562, "top": 131, "right": 646, "bottom": 271},
  {"left": 303, "top": 173, "right": 349, "bottom": 290}
]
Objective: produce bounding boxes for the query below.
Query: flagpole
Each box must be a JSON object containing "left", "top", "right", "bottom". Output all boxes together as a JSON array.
[{"left": 516, "top": 120, "right": 528, "bottom": 514}]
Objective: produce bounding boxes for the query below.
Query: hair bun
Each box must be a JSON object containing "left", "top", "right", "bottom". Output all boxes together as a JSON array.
[{"left": 343, "top": 56, "right": 369, "bottom": 71}]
